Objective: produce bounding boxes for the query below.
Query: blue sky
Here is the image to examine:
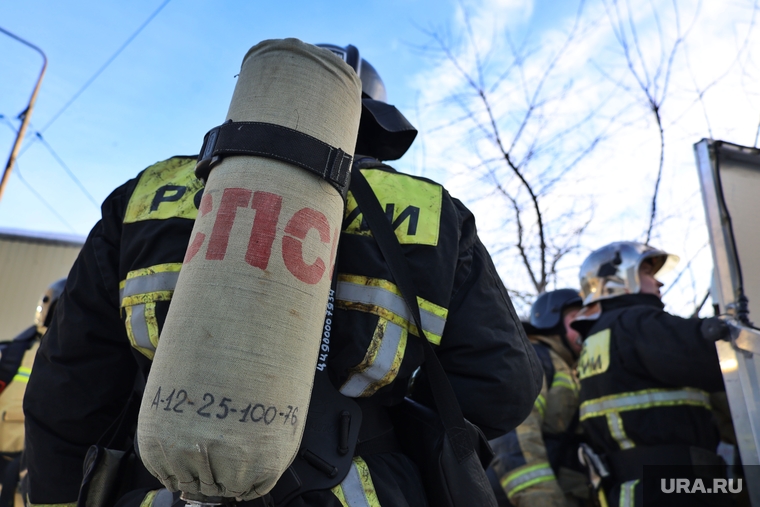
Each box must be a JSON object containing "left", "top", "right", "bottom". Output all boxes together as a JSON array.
[
  {"left": 1, "top": 0, "right": 758, "bottom": 315},
  {"left": 0, "top": 0, "right": 459, "bottom": 234}
]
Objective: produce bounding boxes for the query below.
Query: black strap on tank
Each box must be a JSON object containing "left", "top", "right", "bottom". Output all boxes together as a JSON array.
[{"left": 194, "top": 121, "right": 353, "bottom": 197}]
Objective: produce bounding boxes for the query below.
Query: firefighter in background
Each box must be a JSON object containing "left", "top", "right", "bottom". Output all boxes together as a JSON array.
[
  {"left": 572, "top": 241, "right": 728, "bottom": 507},
  {"left": 0, "top": 278, "right": 65, "bottom": 506},
  {"left": 23, "top": 43, "right": 541, "bottom": 506},
  {"left": 489, "top": 289, "right": 592, "bottom": 507}
]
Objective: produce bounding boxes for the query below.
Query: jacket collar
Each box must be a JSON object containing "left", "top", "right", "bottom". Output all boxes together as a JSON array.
[
  {"left": 600, "top": 293, "right": 665, "bottom": 311},
  {"left": 572, "top": 293, "right": 665, "bottom": 338}
]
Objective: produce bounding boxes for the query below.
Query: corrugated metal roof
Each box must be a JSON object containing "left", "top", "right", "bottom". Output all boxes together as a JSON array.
[{"left": 0, "top": 230, "right": 84, "bottom": 340}]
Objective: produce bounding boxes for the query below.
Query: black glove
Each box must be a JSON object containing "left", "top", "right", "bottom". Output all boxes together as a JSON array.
[{"left": 700, "top": 318, "right": 730, "bottom": 342}]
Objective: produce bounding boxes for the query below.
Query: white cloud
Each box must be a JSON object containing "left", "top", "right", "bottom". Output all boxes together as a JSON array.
[{"left": 410, "top": 0, "right": 760, "bottom": 316}]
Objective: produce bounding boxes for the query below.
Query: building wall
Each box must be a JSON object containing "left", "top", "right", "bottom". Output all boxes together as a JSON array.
[{"left": 0, "top": 230, "right": 84, "bottom": 340}]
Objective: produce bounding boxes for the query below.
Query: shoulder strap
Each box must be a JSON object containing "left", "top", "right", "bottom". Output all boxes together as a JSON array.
[
  {"left": 531, "top": 343, "right": 555, "bottom": 388},
  {"left": 349, "top": 166, "right": 475, "bottom": 463}
]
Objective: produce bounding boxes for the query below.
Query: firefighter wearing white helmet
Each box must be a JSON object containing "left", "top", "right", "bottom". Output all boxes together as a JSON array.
[
  {"left": 573, "top": 241, "right": 729, "bottom": 507},
  {"left": 23, "top": 40, "right": 540, "bottom": 507},
  {"left": 578, "top": 241, "right": 679, "bottom": 306}
]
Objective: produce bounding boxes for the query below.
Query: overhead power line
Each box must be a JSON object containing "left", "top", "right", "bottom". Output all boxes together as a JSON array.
[
  {"left": 1, "top": 115, "right": 75, "bottom": 231},
  {"left": 0, "top": 0, "right": 172, "bottom": 229},
  {"left": 37, "top": 0, "right": 173, "bottom": 135},
  {"left": 34, "top": 132, "right": 99, "bottom": 207},
  {"left": 0, "top": 114, "right": 77, "bottom": 232}
]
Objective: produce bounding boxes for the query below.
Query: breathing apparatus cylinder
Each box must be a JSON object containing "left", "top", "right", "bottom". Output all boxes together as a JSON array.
[{"left": 137, "top": 38, "right": 362, "bottom": 501}]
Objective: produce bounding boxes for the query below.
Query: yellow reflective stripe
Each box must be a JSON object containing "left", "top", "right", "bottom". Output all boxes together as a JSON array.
[
  {"left": 606, "top": 412, "right": 635, "bottom": 450},
  {"left": 120, "top": 263, "right": 182, "bottom": 306},
  {"left": 331, "top": 484, "right": 350, "bottom": 507},
  {"left": 533, "top": 394, "right": 546, "bottom": 418},
  {"left": 344, "top": 169, "right": 442, "bottom": 246},
  {"left": 122, "top": 290, "right": 173, "bottom": 307},
  {"left": 332, "top": 457, "right": 381, "bottom": 507},
  {"left": 125, "top": 303, "right": 156, "bottom": 360},
  {"left": 619, "top": 480, "right": 638, "bottom": 507},
  {"left": 120, "top": 264, "right": 181, "bottom": 360},
  {"left": 124, "top": 157, "right": 202, "bottom": 223},
  {"left": 140, "top": 490, "right": 158, "bottom": 507},
  {"left": 12, "top": 366, "right": 32, "bottom": 384},
  {"left": 145, "top": 301, "right": 160, "bottom": 349},
  {"left": 599, "top": 489, "right": 610, "bottom": 507},
  {"left": 580, "top": 388, "right": 711, "bottom": 420},
  {"left": 336, "top": 275, "right": 447, "bottom": 345},
  {"left": 501, "top": 462, "right": 556, "bottom": 498},
  {"left": 341, "top": 319, "right": 407, "bottom": 398},
  {"left": 551, "top": 372, "right": 578, "bottom": 393},
  {"left": 126, "top": 263, "right": 183, "bottom": 278}
]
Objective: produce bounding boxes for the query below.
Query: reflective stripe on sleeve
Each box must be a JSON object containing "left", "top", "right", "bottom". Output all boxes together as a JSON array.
[
  {"left": 140, "top": 489, "right": 174, "bottom": 507},
  {"left": 579, "top": 388, "right": 711, "bottom": 420},
  {"left": 124, "top": 303, "right": 159, "bottom": 359},
  {"left": 606, "top": 412, "right": 635, "bottom": 450},
  {"left": 619, "top": 480, "right": 638, "bottom": 507},
  {"left": 533, "top": 394, "right": 547, "bottom": 418},
  {"left": 500, "top": 462, "right": 556, "bottom": 499},
  {"left": 336, "top": 275, "right": 447, "bottom": 345},
  {"left": 12, "top": 366, "right": 31, "bottom": 384},
  {"left": 340, "top": 319, "right": 407, "bottom": 398},
  {"left": 551, "top": 371, "right": 578, "bottom": 393},
  {"left": 120, "top": 264, "right": 181, "bottom": 359},
  {"left": 119, "top": 263, "right": 181, "bottom": 307},
  {"left": 330, "top": 457, "right": 381, "bottom": 507},
  {"left": 140, "top": 491, "right": 158, "bottom": 507}
]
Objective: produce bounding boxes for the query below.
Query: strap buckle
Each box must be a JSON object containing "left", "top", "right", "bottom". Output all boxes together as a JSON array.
[{"left": 194, "top": 121, "right": 353, "bottom": 197}]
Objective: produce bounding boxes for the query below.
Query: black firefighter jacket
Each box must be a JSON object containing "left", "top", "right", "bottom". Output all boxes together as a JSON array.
[
  {"left": 575, "top": 293, "right": 724, "bottom": 506},
  {"left": 23, "top": 155, "right": 542, "bottom": 506}
]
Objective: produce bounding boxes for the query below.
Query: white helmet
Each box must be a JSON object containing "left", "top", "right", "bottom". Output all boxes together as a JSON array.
[{"left": 579, "top": 242, "right": 679, "bottom": 305}]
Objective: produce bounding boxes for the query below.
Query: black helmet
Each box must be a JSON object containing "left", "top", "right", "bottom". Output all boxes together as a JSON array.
[
  {"left": 529, "top": 289, "right": 582, "bottom": 333},
  {"left": 316, "top": 43, "right": 417, "bottom": 161},
  {"left": 315, "top": 44, "right": 387, "bottom": 102},
  {"left": 35, "top": 277, "right": 66, "bottom": 335}
]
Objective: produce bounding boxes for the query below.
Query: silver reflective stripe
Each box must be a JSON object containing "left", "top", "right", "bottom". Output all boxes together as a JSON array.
[
  {"left": 340, "top": 461, "right": 373, "bottom": 507},
  {"left": 151, "top": 489, "right": 175, "bottom": 507},
  {"left": 606, "top": 412, "right": 635, "bottom": 450},
  {"left": 337, "top": 280, "right": 445, "bottom": 337},
  {"left": 619, "top": 480, "right": 638, "bottom": 507},
  {"left": 341, "top": 321, "right": 403, "bottom": 397},
  {"left": 502, "top": 463, "right": 555, "bottom": 497},
  {"left": 129, "top": 304, "right": 154, "bottom": 351},
  {"left": 120, "top": 271, "right": 180, "bottom": 301},
  {"left": 580, "top": 388, "right": 711, "bottom": 420}
]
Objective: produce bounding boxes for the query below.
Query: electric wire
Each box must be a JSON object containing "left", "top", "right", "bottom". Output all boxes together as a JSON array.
[
  {"left": 33, "top": 131, "right": 99, "bottom": 207},
  {"left": 16, "top": 0, "right": 172, "bottom": 161},
  {"left": 10, "top": 161, "right": 77, "bottom": 232},
  {"left": 2, "top": 0, "right": 172, "bottom": 228},
  {"left": 2, "top": 115, "right": 76, "bottom": 231},
  {"left": 37, "top": 0, "right": 173, "bottom": 135}
]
